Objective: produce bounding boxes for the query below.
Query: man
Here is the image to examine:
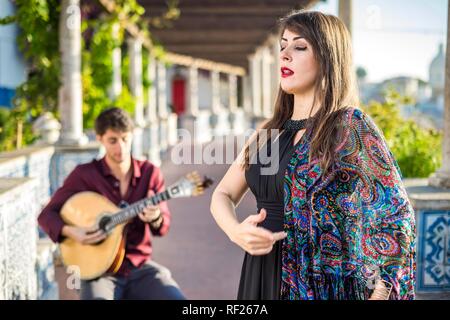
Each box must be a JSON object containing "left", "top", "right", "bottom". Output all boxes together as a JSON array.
[{"left": 38, "top": 107, "right": 185, "bottom": 300}]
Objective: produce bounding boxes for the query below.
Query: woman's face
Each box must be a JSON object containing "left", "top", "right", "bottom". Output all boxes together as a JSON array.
[{"left": 279, "top": 28, "right": 319, "bottom": 95}]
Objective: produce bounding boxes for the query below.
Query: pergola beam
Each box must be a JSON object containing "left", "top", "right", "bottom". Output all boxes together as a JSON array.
[
  {"left": 140, "top": 0, "right": 319, "bottom": 70},
  {"left": 165, "top": 44, "right": 256, "bottom": 54},
  {"left": 98, "top": 0, "right": 245, "bottom": 75},
  {"left": 139, "top": 0, "right": 317, "bottom": 8},
  {"left": 144, "top": 18, "right": 280, "bottom": 30},
  {"left": 143, "top": 6, "right": 295, "bottom": 15},
  {"left": 164, "top": 52, "right": 245, "bottom": 76}
]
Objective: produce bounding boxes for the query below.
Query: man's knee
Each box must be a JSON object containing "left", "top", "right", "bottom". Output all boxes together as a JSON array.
[
  {"left": 80, "top": 277, "right": 122, "bottom": 300},
  {"left": 134, "top": 261, "right": 186, "bottom": 300}
]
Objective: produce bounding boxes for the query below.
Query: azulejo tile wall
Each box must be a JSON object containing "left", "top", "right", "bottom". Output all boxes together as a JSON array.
[{"left": 417, "top": 210, "right": 450, "bottom": 291}]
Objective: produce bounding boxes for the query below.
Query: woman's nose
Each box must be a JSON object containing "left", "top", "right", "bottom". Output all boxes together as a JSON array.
[{"left": 280, "top": 50, "right": 292, "bottom": 62}]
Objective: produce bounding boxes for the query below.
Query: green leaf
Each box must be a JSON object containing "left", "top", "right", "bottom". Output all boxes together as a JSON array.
[{"left": 0, "top": 15, "right": 17, "bottom": 25}]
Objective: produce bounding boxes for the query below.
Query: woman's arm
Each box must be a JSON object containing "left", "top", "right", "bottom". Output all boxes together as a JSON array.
[
  {"left": 210, "top": 128, "right": 287, "bottom": 255},
  {"left": 209, "top": 153, "right": 249, "bottom": 237}
]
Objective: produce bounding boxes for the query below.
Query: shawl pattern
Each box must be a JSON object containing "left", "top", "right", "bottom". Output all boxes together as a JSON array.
[{"left": 281, "top": 107, "right": 416, "bottom": 300}]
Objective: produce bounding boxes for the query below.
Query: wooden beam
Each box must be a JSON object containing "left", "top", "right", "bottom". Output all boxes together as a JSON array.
[
  {"left": 165, "top": 52, "right": 245, "bottom": 76},
  {"left": 143, "top": 6, "right": 294, "bottom": 16},
  {"left": 97, "top": 0, "right": 245, "bottom": 75},
  {"left": 164, "top": 44, "right": 255, "bottom": 54},
  {"left": 139, "top": 0, "right": 318, "bottom": 8},
  {"left": 186, "top": 53, "right": 254, "bottom": 62},
  {"left": 146, "top": 16, "right": 281, "bottom": 30},
  {"left": 150, "top": 29, "right": 268, "bottom": 42}
]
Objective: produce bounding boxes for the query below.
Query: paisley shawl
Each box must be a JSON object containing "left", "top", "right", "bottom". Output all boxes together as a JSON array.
[{"left": 281, "top": 107, "right": 416, "bottom": 300}]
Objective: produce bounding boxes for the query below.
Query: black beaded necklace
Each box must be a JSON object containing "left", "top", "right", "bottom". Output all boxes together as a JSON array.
[{"left": 282, "top": 117, "right": 315, "bottom": 131}]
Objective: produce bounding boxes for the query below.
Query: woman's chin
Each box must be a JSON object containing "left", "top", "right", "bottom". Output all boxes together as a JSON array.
[
  {"left": 280, "top": 85, "right": 298, "bottom": 95},
  {"left": 281, "top": 82, "right": 314, "bottom": 96}
]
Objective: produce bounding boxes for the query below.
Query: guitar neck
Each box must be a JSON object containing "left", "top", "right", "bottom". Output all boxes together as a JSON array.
[{"left": 107, "top": 190, "right": 172, "bottom": 229}]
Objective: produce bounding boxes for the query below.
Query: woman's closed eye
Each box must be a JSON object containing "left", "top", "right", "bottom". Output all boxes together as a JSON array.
[{"left": 280, "top": 45, "right": 307, "bottom": 52}]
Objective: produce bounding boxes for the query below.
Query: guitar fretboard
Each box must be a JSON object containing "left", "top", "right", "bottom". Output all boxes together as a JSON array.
[{"left": 106, "top": 190, "right": 171, "bottom": 230}]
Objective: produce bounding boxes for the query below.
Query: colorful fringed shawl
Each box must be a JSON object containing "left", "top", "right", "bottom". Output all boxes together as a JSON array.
[{"left": 282, "top": 107, "right": 416, "bottom": 300}]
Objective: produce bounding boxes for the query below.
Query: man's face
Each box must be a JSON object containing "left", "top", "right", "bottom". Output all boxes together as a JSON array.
[{"left": 97, "top": 129, "right": 133, "bottom": 164}]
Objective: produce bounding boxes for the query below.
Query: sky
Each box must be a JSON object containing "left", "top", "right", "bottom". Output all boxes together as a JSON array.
[{"left": 312, "top": 0, "right": 448, "bottom": 83}]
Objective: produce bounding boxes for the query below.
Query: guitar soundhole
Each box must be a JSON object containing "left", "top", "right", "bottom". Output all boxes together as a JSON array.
[
  {"left": 98, "top": 215, "right": 112, "bottom": 233},
  {"left": 92, "top": 238, "right": 106, "bottom": 246},
  {"left": 87, "top": 216, "right": 112, "bottom": 246}
]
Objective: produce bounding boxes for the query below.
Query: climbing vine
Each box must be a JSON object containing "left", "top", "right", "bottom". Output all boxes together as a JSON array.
[
  {"left": 0, "top": 0, "right": 178, "bottom": 151},
  {"left": 0, "top": 0, "right": 60, "bottom": 150}
]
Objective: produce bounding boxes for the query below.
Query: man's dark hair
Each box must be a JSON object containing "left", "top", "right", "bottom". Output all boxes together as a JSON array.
[{"left": 95, "top": 107, "right": 134, "bottom": 136}]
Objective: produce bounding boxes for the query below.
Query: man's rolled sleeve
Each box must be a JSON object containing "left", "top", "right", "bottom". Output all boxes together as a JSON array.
[{"left": 38, "top": 166, "right": 85, "bottom": 243}]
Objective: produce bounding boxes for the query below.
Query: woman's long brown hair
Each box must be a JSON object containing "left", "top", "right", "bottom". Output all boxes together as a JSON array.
[{"left": 244, "top": 10, "right": 360, "bottom": 174}]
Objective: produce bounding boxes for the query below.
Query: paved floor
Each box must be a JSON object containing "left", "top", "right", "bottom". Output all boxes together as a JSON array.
[{"left": 151, "top": 139, "right": 255, "bottom": 300}]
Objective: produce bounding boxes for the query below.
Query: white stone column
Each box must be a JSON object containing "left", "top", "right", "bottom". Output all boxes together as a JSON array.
[
  {"left": 187, "top": 65, "right": 199, "bottom": 116},
  {"left": 228, "top": 74, "right": 238, "bottom": 113},
  {"left": 238, "top": 75, "right": 252, "bottom": 132},
  {"left": 228, "top": 73, "right": 244, "bottom": 134},
  {"left": 261, "top": 46, "right": 273, "bottom": 119},
  {"left": 157, "top": 61, "right": 169, "bottom": 151},
  {"left": 182, "top": 64, "right": 211, "bottom": 142},
  {"left": 157, "top": 61, "right": 169, "bottom": 119},
  {"left": 144, "top": 53, "right": 161, "bottom": 165},
  {"left": 269, "top": 35, "right": 281, "bottom": 106},
  {"left": 146, "top": 54, "right": 158, "bottom": 123},
  {"left": 166, "top": 65, "right": 178, "bottom": 147},
  {"left": 209, "top": 69, "right": 222, "bottom": 136},
  {"left": 57, "top": 0, "right": 87, "bottom": 146},
  {"left": 128, "top": 37, "right": 145, "bottom": 126},
  {"left": 429, "top": 1, "right": 450, "bottom": 188},
  {"left": 248, "top": 52, "right": 262, "bottom": 119},
  {"left": 242, "top": 75, "right": 252, "bottom": 114},
  {"left": 211, "top": 70, "right": 221, "bottom": 114},
  {"left": 128, "top": 37, "right": 144, "bottom": 158},
  {"left": 211, "top": 70, "right": 232, "bottom": 136},
  {"left": 109, "top": 22, "right": 122, "bottom": 100},
  {"left": 339, "top": 0, "right": 353, "bottom": 36},
  {"left": 242, "top": 74, "right": 253, "bottom": 129}
]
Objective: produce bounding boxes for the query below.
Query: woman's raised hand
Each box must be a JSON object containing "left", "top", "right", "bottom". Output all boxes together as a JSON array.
[{"left": 229, "top": 208, "right": 287, "bottom": 256}]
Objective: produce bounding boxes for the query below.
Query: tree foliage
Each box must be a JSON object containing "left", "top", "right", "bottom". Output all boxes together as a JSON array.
[
  {"left": 362, "top": 90, "right": 442, "bottom": 178},
  {"left": 0, "top": 0, "right": 176, "bottom": 151}
]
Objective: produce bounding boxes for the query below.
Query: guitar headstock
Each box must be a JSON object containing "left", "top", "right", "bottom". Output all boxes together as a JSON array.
[{"left": 167, "top": 171, "right": 214, "bottom": 198}]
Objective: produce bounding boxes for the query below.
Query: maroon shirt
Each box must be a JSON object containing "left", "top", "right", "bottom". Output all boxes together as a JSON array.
[{"left": 38, "top": 156, "right": 171, "bottom": 276}]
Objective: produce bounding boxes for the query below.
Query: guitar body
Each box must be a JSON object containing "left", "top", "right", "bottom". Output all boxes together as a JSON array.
[
  {"left": 56, "top": 171, "right": 213, "bottom": 281},
  {"left": 60, "top": 192, "right": 127, "bottom": 280}
]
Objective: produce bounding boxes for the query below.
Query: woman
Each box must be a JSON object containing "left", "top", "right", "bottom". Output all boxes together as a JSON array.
[{"left": 210, "top": 10, "right": 415, "bottom": 300}]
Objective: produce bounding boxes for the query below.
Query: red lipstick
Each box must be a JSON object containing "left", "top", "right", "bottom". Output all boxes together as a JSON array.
[{"left": 281, "top": 67, "right": 294, "bottom": 78}]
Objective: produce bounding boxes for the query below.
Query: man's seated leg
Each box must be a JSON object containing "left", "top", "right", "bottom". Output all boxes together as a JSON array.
[
  {"left": 124, "top": 260, "right": 186, "bottom": 300},
  {"left": 80, "top": 275, "right": 126, "bottom": 300}
]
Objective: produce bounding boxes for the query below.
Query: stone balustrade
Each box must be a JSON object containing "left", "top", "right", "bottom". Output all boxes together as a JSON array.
[{"left": 0, "top": 177, "right": 40, "bottom": 299}]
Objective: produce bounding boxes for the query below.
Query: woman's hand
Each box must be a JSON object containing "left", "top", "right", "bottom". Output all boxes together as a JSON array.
[
  {"left": 368, "top": 280, "right": 392, "bottom": 300},
  {"left": 228, "top": 209, "right": 287, "bottom": 256}
]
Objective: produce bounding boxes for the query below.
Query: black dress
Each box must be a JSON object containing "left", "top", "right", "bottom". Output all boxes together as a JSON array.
[{"left": 238, "top": 128, "right": 301, "bottom": 300}]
